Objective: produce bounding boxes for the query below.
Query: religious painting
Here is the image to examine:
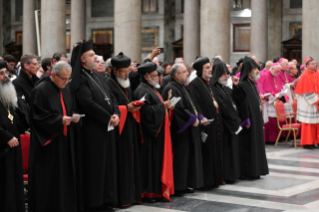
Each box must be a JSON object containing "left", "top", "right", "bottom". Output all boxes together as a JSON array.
[
  {"left": 290, "top": 22, "right": 302, "bottom": 40},
  {"left": 15, "top": 31, "right": 23, "bottom": 45},
  {"left": 142, "top": 28, "right": 158, "bottom": 51},
  {"left": 233, "top": 23, "right": 250, "bottom": 52},
  {"left": 92, "top": 29, "right": 113, "bottom": 44}
]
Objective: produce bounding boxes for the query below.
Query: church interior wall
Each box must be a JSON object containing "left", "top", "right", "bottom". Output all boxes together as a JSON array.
[{"left": 282, "top": 0, "right": 302, "bottom": 41}]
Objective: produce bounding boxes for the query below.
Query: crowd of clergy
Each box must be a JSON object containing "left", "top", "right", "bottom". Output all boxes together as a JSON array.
[{"left": 0, "top": 40, "right": 318, "bottom": 212}]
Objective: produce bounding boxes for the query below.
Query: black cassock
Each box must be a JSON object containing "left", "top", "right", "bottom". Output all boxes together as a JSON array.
[
  {"left": 0, "top": 104, "right": 25, "bottom": 212},
  {"left": 105, "top": 76, "right": 142, "bottom": 206},
  {"left": 212, "top": 84, "right": 243, "bottom": 182},
  {"left": 133, "top": 80, "right": 165, "bottom": 197},
  {"left": 162, "top": 79, "right": 204, "bottom": 191},
  {"left": 74, "top": 68, "right": 120, "bottom": 210},
  {"left": 28, "top": 81, "right": 77, "bottom": 212},
  {"left": 188, "top": 77, "right": 223, "bottom": 187},
  {"left": 237, "top": 78, "right": 269, "bottom": 178}
]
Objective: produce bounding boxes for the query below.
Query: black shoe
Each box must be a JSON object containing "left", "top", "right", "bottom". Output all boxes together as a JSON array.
[
  {"left": 184, "top": 187, "right": 194, "bottom": 193},
  {"left": 239, "top": 175, "right": 252, "bottom": 180},
  {"left": 142, "top": 198, "right": 156, "bottom": 203},
  {"left": 173, "top": 190, "right": 184, "bottom": 197},
  {"left": 156, "top": 197, "right": 170, "bottom": 202},
  {"left": 304, "top": 145, "right": 314, "bottom": 150}
]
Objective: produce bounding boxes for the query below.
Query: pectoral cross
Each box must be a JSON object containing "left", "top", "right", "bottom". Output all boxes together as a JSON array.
[
  {"left": 8, "top": 112, "right": 13, "bottom": 124},
  {"left": 105, "top": 96, "right": 110, "bottom": 105}
]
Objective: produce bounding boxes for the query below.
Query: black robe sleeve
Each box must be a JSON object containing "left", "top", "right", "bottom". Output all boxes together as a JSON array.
[
  {"left": 30, "top": 88, "right": 64, "bottom": 146},
  {"left": 0, "top": 127, "right": 14, "bottom": 148},
  {"left": 237, "top": 82, "right": 251, "bottom": 123}
]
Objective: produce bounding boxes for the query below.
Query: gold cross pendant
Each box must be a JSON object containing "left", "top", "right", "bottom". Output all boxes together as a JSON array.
[{"left": 8, "top": 113, "right": 14, "bottom": 124}]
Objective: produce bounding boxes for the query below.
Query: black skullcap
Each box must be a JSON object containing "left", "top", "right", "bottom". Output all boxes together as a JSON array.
[
  {"left": 0, "top": 60, "right": 7, "bottom": 70},
  {"left": 211, "top": 58, "right": 228, "bottom": 85},
  {"left": 70, "top": 41, "right": 94, "bottom": 92},
  {"left": 236, "top": 58, "right": 244, "bottom": 66},
  {"left": 111, "top": 52, "right": 131, "bottom": 69},
  {"left": 157, "top": 65, "right": 164, "bottom": 76},
  {"left": 240, "top": 56, "right": 260, "bottom": 81},
  {"left": 193, "top": 57, "right": 210, "bottom": 77},
  {"left": 138, "top": 62, "right": 157, "bottom": 75}
]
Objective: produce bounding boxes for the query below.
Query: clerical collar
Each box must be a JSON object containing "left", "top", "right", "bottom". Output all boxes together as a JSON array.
[{"left": 81, "top": 66, "right": 93, "bottom": 75}]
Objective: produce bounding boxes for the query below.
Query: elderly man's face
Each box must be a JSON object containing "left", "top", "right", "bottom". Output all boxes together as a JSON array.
[
  {"left": 0, "top": 67, "right": 8, "bottom": 82},
  {"left": 292, "top": 59, "right": 297, "bottom": 66},
  {"left": 265, "top": 62, "right": 273, "bottom": 70},
  {"left": 178, "top": 58, "right": 184, "bottom": 64},
  {"left": 281, "top": 60, "right": 289, "bottom": 71},
  {"left": 93, "top": 60, "right": 103, "bottom": 73},
  {"left": 271, "top": 66, "right": 281, "bottom": 77},
  {"left": 218, "top": 72, "right": 228, "bottom": 85},
  {"left": 81, "top": 50, "right": 97, "bottom": 70},
  {"left": 202, "top": 63, "right": 212, "bottom": 79},
  {"left": 176, "top": 65, "right": 188, "bottom": 85},
  {"left": 114, "top": 67, "right": 131, "bottom": 80},
  {"left": 51, "top": 68, "right": 71, "bottom": 89}
]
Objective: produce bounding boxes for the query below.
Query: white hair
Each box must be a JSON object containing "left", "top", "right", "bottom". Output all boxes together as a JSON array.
[
  {"left": 153, "top": 57, "right": 159, "bottom": 62},
  {"left": 96, "top": 55, "right": 104, "bottom": 63},
  {"left": 174, "top": 57, "right": 183, "bottom": 64},
  {"left": 280, "top": 59, "right": 288, "bottom": 65}
]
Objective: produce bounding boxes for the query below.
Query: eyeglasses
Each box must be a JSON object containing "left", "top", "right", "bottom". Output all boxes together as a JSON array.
[
  {"left": 56, "top": 74, "right": 72, "bottom": 83},
  {"left": 0, "top": 71, "right": 8, "bottom": 76}
]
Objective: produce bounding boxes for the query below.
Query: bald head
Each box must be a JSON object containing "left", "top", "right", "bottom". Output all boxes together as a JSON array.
[{"left": 265, "top": 61, "right": 273, "bottom": 70}]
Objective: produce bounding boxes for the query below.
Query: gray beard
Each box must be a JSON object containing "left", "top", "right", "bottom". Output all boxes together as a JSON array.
[
  {"left": 218, "top": 78, "right": 227, "bottom": 86},
  {"left": 0, "top": 78, "right": 18, "bottom": 108},
  {"left": 252, "top": 72, "right": 260, "bottom": 80},
  {"left": 149, "top": 79, "right": 161, "bottom": 89},
  {"left": 116, "top": 77, "right": 130, "bottom": 88}
]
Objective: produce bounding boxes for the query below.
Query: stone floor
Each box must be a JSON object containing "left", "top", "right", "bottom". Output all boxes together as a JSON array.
[
  {"left": 26, "top": 140, "right": 319, "bottom": 212},
  {"left": 118, "top": 140, "right": 319, "bottom": 212}
]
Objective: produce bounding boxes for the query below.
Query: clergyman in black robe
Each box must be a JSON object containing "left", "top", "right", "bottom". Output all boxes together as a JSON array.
[
  {"left": 28, "top": 62, "right": 79, "bottom": 212},
  {"left": 71, "top": 42, "right": 120, "bottom": 211},
  {"left": 188, "top": 57, "right": 223, "bottom": 188},
  {"left": 105, "top": 52, "right": 142, "bottom": 207},
  {"left": 133, "top": 62, "right": 174, "bottom": 202},
  {"left": 237, "top": 56, "right": 269, "bottom": 179},
  {"left": 0, "top": 60, "right": 25, "bottom": 212},
  {"left": 210, "top": 59, "right": 244, "bottom": 183},
  {"left": 162, "top": 63, "right": 204, "bottom": 194}
]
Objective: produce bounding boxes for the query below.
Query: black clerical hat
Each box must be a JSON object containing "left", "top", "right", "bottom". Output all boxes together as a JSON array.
[
  {"left": 236, "top": 58, "right": 244, "bottom": 66},
  {"left": 70, "top": 41, "right": 94, "bottom": 91},
  {"left": 240, "top": 56, "right": 260, "bottom": 81},
  {"left": 193, "top": 57, "right": 210, "bottom": 77},
  {"left": 111, "top": 52, "right": 131, "bottom": 69},
  {"left": 211, "top": 58, "right": 228, "bottom": 85},
  {"left": 0, "top": 60, "right": 7, "bottom": 70},
  {"left": 138, "top": 62, "right": 157, "bottom": 75}
]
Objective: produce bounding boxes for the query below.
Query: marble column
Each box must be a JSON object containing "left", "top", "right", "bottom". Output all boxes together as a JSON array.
[
  {"left": 41, "top": 0, "right": 66, "bottom": 59},
  {"left": 114, "top": 0, "right": 141, "bottom": 63},
  {"left": 200, "top": 0, "right": 230, "bottom": 63},
  {"left": 70, "top": 0, "right": 86, "bottom": 54},
  {"left": 183, "top": 0, "right": 199, "bottom": 65},
  {"left": 23, "top": 0, "right": 37, "bottom": 55},
  {"left": 163, "top": 0, "right": 175, "bottom": 63},
  {"left": 302, "top": 0, "right": 319, "bottom": 62},
  {"left": 268, "top": 0, "right": 282, "bottom": 60},
  {"left": 250, "top": 0, "right": 268, "bottom": 62}
]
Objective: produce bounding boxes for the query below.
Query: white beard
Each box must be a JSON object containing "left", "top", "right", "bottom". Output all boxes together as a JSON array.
[
  {"left": 218, "top": 78, "right": 227, "bottom": 86},
  {"left": 252, "top": 72, "right": 260, "bottom": 80},
  {"left": 203, "top": 73, "right": 212, "bottom": 80},
  {"left": 149, "top": 79, "right": 161, "bottom": 89},
  {"left": 0, "top": 78, "right": 18, "bottom": 108},
  {"left": 116, "top": 76, "right": 130, "bottom": 88}
]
